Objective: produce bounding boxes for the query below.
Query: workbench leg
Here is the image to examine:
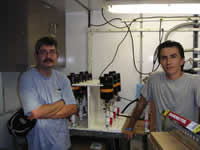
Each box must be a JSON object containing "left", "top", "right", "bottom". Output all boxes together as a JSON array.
[
  {"left": 111, "top": 138, "right": 130, "bottom": 150},
  {"left": 143, "top": 135, "right": 148, "bottom": 150}
]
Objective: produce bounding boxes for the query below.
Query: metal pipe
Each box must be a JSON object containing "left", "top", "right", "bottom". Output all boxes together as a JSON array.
[
  {"left": 193, "top": 15, "right": 199, "bottom": 69},
  {"left": 139, "top": 13, "right": 143, "bottom": 83},
  {"left": 88, "top": 10, "right": 91, "bottom": 28},
  {"left": 87, "top": 30, "right": 92, "bottom": 73},
  {"left": 89, "top": 28, "right": 200, "bottom": 33},
  {"left": 122, "top": 16, "right": 200, "bottom": 23},
  {"left": 164, "top": 22, "right": 200, "bottom": 41}
]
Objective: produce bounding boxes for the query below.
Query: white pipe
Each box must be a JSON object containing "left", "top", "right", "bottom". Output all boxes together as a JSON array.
[{"left": 164, "top": 22, "right": 200, "bottom": 41}]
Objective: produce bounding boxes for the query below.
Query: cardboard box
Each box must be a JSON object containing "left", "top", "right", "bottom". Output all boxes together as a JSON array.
[{"left": 148, "top": 132, "right": 190, "bottom": 150}]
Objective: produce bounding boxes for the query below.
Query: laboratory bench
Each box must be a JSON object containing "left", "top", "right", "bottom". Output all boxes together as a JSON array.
[
  {"left": 69, "top": 119, "right": 147, "bottom": 150},
  {"left": 69, "top": 80, "right": 148, "bottom": 150}
]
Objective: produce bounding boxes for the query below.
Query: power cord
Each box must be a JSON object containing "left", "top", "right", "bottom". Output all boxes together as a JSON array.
[{"left": 98, "top": 24, "right": 129, "bottom": 78}]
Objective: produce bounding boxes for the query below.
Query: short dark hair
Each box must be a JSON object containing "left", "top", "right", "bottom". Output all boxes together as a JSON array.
[
  {"left": 35, "top": 36, "right": 57, "bottom": 55},
  {"left": 157, "top": 40, "right": 185, "bottom": 70}
]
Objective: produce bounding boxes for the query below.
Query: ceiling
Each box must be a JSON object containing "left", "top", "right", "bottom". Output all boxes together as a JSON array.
[
  {"left": 41, "top": 0, "right": 105, "bottom": 12},
  {"left": 42, "top": 0, "right": 200, "bottom": 12}
]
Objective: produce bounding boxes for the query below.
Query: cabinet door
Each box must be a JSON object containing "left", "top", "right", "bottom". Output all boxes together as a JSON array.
[
  {"left": 43, "top": 5, "right": 66, "bottom": 67},
  {"left": 0, "top": 0, "right": 66, "bottom": 71},
  {"left": 27, "top": 0, "right": 52, "bottom": 67},
  {"left": 1, "top": 0, "right": 28, "bottom": 72},
  {"left": 51, "top": 9, "right": 66, "bottom": 68},
  {"left": 27, "top": 0, "right": 66, "bottom": 67}
]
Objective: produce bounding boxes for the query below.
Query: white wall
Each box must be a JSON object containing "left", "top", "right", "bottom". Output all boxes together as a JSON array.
[
  {"left": 0, "top": 11, "right": 199, "bottom": 115},
  {"left": 67, "top": 11, "right": 198, "bottom": 113},
  {"left": 0, "top": 10, "right": 199, "bottom": 149},
  {"left": 0, "top": 11, "right": 198, "bottom": 115},
  {"left": 59, "top": 11, "right": 89, "bottom": 75}
]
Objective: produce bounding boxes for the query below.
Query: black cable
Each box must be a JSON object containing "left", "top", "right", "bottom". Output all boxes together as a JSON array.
[
  {"left": 107, "top": 110, "right": 131, "bottom": 118},
  {"left": 98, "top": 25, "right": 129, "bottom": 78},
  {"left": 128, "top": 25, "right": 151, "bottom": 75},
  {"left": 152, "top": 63, "right": 160, "bottom": 72},
  {"left": 118, "top": 96, "right": 134, "bottom": 102},
  {"left": 98, "top": 20, "right": 151, "bottom": 77},
  {"left": 159, "top": 19, "right": 163, "bottom": 44},
  {"left": 152, "top": 19, "right": 164, "bottom": 72},
  {"left": 91, "top": 8, "right": 136, "bottom": 28},
  {"left": 152, "top": 46, "right": 159, "bottom": 72},
  {"left": 101, "top": 8, "right": 127, "bottom": 29},
  {"left": 121, "top": 99, "right": 138, "bottom": 113},
  {"left": 95, "top": 12, "right": 196, "bottom": 76},
  {"left": 90, "top": 8, "right": 124, "bottom": 27},
  {"left": 126, "top": 20, "right": 162, "bottom": 74},
  {"left": 117, "top": 114, "right": 131, "bottom": 118},
  {"left": 90, "top": 18, "right": 122, "bottom": 27},
  {"left": 152, "top": 28, "right": 163, "bottom": 72},
  {"left": 107, "top": 110, "right": 132, "bottom": 118},
  {"left": 91, "top": 11, "right": 198, "bottom": 28},
  {"left": 160, "top": 29, "right": 164, "bottom": 42}
]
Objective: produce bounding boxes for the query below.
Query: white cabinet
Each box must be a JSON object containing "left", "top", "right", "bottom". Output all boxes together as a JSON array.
[{"left": 71, "top": 80, "right": 127, "bottom": 133}]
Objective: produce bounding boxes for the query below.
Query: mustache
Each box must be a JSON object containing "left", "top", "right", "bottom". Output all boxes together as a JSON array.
[{"left": 43, "top": 58, "right": 53, "bottom": 63}]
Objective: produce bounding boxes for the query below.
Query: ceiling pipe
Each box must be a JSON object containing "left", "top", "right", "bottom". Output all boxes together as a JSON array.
[{"left": 164, "top": 22, "right": 200, "bottom": 41}]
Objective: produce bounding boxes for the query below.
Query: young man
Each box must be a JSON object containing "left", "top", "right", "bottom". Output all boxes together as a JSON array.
[
  {"left": 19, "top": 36, "right": 77, "bottom": 150},
  {"left": 123, "top": 40, "right": 200, "bottom": 139}
]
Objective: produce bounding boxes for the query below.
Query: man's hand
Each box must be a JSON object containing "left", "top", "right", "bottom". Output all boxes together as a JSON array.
[
  {"left": 123, "top": 128, "right": 135, "bottom": 140},
  {"left": 123, "top": 96, "right": 148, "bottom": 140},
  {"left": 27, "top": 115, "right": 34, "bottom": 120}
]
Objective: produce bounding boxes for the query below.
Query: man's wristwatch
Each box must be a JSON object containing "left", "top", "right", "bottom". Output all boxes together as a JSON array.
[{"left": 125, "top": 128, "right": 133, "bottom": 131}]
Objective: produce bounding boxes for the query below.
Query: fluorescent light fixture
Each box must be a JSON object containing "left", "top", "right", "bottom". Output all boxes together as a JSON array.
[{"left": 108, "top": 4, "right": 200, "bottom": 14}]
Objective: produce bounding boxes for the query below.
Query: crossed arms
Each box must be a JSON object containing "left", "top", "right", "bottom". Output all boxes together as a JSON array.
[{"left": 28, "top": 100, "right": 78, "bottom": 120}]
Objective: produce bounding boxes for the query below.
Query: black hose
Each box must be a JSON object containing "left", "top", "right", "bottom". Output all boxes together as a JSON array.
[{"left": 121, "top": 99, "right": 138, "bottom": 113}]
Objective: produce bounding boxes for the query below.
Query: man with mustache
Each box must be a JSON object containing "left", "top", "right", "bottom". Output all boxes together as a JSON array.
[
  {"left": 19, "top": 36, "right": 77, "bottom": 150},
  {"left": 123, "top": 40, "right": 200, "bottom": 139}
]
